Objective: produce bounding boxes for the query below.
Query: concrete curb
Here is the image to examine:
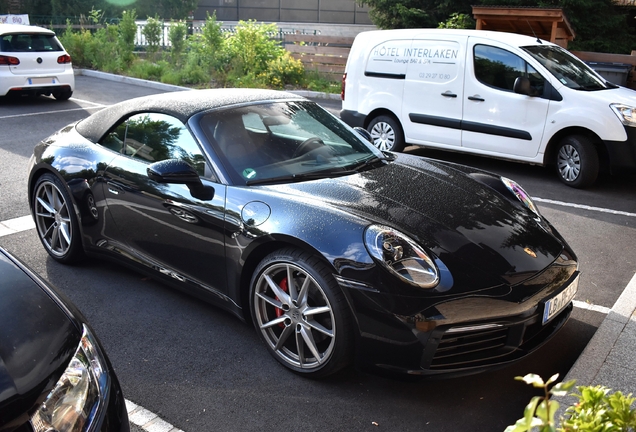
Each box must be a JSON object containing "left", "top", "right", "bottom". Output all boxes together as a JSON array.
[
  {"left": 75, "top": 69, "right": 341, "bottom": 100},
  {"left": 555, "top": 272, "right": 636, "bottom": 421}
]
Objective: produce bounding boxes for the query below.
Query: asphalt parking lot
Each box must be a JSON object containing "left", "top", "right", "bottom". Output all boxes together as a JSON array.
[{"left": 1, "top": 74, "right": 635, "bottom": 431}]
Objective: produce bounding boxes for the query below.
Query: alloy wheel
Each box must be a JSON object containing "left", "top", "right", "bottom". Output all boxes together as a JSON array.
[
  {"left": 34, "top": 180, "right": 73, "bottom": 258},
  {"left": 253, "top": 262, "right": 336, "bottom": 370}
]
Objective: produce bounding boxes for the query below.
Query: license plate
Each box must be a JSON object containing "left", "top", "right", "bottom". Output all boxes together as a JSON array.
[
  {"left": 28, "top": 77, "right": 56, "bottom": 85},
  {"left": 543, "top": 275, "right": 579, "bottom": 324}
]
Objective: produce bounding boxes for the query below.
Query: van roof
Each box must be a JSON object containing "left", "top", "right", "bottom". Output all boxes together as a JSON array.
[{"left": 354, "top": 28, "right": 555, "bottom": 49}]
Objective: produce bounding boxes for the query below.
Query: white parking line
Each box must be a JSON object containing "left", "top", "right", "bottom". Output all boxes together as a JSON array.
[
  {"left": 533, "top": 197, "right": 636, "bottom": 218},
  {"left": 0, "top": 105, "right": 105, "bottom": 120},
  {"left": 0, "top": 215, "right": 35, "bottom": 237}
]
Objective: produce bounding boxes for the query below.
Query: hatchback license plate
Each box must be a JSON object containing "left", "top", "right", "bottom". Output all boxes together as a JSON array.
[
  {"left": 28, "top": 77, "right": 56, "bottom": 85},
  {"left": 543, "top": 275, "right": 579, "bottom": 324}
]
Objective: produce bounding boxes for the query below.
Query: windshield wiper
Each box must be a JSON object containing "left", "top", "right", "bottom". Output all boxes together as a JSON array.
[
  {"left": 246, "top": 169, "right": 353, "bottom": 186},
  {"left": 348, "top": 154, "right": 394, "bottom": 172}
]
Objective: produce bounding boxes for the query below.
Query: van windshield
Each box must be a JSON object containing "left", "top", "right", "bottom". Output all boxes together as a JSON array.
[{"left": 522, "top": 45, "right": 611, "bottom": 91}]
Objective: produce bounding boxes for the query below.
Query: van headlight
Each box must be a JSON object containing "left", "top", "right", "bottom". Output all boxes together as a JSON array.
[
  {"left": 610, "top": 103, "right": 636, "bottom": 127},
  {"left": 502, "top": 177, "right": 540, "bottom": 216},
  {"left": 30, "top": 325, "right": 109, "bottom": 432},
  {"left": 364, "top": 225, "right": 439, "bottom": 288}
]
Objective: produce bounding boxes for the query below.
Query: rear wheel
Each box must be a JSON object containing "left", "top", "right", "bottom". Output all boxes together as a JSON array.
[
  {"left": 250, "top": 248, "right": 353, "bottom": 378},
  {"left": 555, "top": 135, "right": 599, "bottom": 188},
  {"left": 32, "top": 173, "right": 84, "bottom": 263},
  {"left": 54, "top": 89, "right": 73, "bottom": 101},
  {"left": 367, "top": 115, "right": 405, "bottom": 152}
]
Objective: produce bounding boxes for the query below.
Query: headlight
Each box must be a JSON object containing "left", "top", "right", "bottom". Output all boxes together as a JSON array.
[
  {"left": 610, "top": 103, "right": 636, "bottom": 127},
  {"left": 364, "top": 225, "right": 439, "bottom": 288},
  {"left": 501, "top": 177, "right": 540, "bottom": 216},
  {"left": 30, "top": 325, "right": 109, "bottom": 432}
]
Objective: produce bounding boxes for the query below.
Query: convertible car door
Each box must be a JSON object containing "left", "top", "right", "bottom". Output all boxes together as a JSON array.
[{"left": 101, "top": 112, "right": 229, "bottom": 298}]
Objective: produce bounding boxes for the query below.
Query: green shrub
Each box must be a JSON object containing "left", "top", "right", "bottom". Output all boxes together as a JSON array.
[
  {"left": 168, "top": 20, "right": 187, "bottom": 63},
  {"left": 143, "top": 15, "right": 163, "bottom": 60},
  {"left": 224, "top": 20, "right": 284, "bottom": 76},
  {"left": 59, "top": 22, "right": 94, "bottom": 68},
  {"left": 118, "top": 9, "right": 137, "bottom": 67},
  {"left": 259, "top": 51, "right": 305, "bottom": 88},
  {"left": 506, "top": 373, "right": 636, "bottom": 432}
]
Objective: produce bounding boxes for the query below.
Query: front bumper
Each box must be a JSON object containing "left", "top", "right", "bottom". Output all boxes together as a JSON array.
[
  {"left": 604, "top": 126, "right": 636, "bottom": 175},
  {"left": 340, "top": 262, "right": 579, "bottom": 377},
  {"left": 340, "top": 109, "right": 367, "bottom": 129}
]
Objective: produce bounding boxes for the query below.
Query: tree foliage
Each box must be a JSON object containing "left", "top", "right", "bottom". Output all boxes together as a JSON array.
[{"left": 358, "top": 0, "right": 636, "bottom": 53}]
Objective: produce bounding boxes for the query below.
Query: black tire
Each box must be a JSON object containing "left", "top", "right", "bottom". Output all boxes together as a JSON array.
[
  {"left": 367, "top": 115, "right": 405, "bottom": 152},
  {"left": 54, "top": 89, "right": 73, "bottom": 101},
  {"left": 32, "top": 173, "right": 84, "bottom": 264},
  {"left": 249, "top": 248, "right": 353, "bottom": 378},
  {"left": 555, "top": 135, "right": 599, "bottom": 188}
]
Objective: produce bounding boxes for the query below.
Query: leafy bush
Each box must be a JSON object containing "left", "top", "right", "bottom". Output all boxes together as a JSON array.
[
  {"left": 506, "top": 373, "right": 636, "bottom": 432},
  {"left": 143, "top": 15, "right": 163, "bottom": 60},
  {"left": 168, "top": 20, "right": 187, "bottom": 62},
  {"left": 224, "top": 20, "right": 284, "bottom": 76},
  {"left": 259, "top": 51, "right": 305, "bottom": 88}
]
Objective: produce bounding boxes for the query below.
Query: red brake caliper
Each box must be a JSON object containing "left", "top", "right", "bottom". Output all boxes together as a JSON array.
[{"left": 275, "top": 277, "right": 289, "bottom": 328}]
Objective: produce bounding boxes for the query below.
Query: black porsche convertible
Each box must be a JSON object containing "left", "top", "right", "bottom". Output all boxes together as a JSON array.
[{"left": 27, "top": 88, "right": 579, "bottom": 378}]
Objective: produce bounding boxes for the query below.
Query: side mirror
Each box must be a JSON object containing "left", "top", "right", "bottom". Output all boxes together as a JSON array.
[
  {"left": 354, "top": 126, "right": 373, "bottom": 144},
  {"left": 513, "top": 76, "right": 533, "bottom": 96},
  {"left": 147, "top": 159, "right": 201, "bottom": 184},
  {"left": 147, "top": 159, "right": 215, "bottom": 201}
]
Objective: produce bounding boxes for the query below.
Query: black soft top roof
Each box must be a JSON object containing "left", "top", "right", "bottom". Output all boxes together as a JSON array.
[{"left": 75, "top": 88, "right": 304, "bottom": 142}]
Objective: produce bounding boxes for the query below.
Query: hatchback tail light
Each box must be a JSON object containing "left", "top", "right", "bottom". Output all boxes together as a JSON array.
[
  {"left": 341, "top": 73, "right": 346, "bottom": 100},
  {"left": 0, "top": 55, "right": 20, "bottom": 65},
  {"left": 57, "top": 54, "right": 72, "bottom": 64}
]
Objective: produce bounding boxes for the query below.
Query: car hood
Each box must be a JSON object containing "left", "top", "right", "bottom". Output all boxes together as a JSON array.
[
  {"left": 0, "top": 252, "right": 80, "bottom": 431},
  {"left": 267, "top": 154, "right": 564, "bottom": 288}
]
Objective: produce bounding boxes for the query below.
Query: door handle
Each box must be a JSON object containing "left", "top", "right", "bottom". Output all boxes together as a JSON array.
[
  {"left": 468, "top": 95, "right": 485, "bottom": 102},
  {"left": 441, "top": 91, "right": 457, "bottom": 98},
  {"left": 107, "top": 188, "right": 120, "bottom": 195}
]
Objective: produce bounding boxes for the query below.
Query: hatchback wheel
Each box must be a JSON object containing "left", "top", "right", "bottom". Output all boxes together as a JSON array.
[
  {"left": 33, "top": 173, "right": 83, "bottom": 263},
  {"left": 555, "top": 135, "right": 599, "bottom": 188},
  {"left": 367, "top": 115, "right": 405, "bottom": 152},
  {"left": 54, "top": 89, "right": 73, "bottom": 101},
  {"left": 250, "top": 249, "right": 353, "bottom": 377}
]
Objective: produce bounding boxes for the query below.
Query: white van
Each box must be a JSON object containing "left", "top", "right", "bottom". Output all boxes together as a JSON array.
[{"left": 340, "top": 29, "right": 636, "bottom": 188}]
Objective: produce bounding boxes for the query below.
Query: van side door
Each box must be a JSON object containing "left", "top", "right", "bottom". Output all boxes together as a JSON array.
[
  {"left": 462, "top": 37, "right": 550, "bottom": 159},
  {"left": 401, "top": 35, "right": 467, "bottom": 148}
]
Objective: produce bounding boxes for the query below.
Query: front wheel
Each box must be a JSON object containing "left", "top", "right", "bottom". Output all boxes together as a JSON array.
[
  {"left": 367, "top": 115, "right": 405, "bottom": 152},
  {"left": 555, "top": 135, "right": 599, "bottom": 188},
  {"left": 32, "top": 173, "right": 84, "bottom": 263},
  {"left": 250, "top": 248, "right": 353, "bottom": 378}
]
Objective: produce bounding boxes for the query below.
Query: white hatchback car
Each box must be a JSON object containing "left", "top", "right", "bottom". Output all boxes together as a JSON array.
[{"left": 0, "top": 24, "right": 74, "bottom": 100}]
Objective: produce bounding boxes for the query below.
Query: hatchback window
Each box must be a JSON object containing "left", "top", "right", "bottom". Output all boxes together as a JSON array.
[{"left": 0, "top": 33, "right": 62, "bottom": 52}]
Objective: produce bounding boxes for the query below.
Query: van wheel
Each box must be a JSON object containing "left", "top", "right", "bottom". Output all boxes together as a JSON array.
[
  {"left": 367, "top": 115, "right": 405, "bottom": 152},
  {"left": 555, "top": 135, "right": 599, "bottom": 188}
]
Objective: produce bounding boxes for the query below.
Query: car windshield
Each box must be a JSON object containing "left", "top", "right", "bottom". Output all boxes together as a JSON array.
[
  {"left": 522, "top": 45, "right": 610, "bottom": 91},
  {"left": 199, "top": 100, "right": 384, "bottom": 185},
  {"left": 0, "top": 33, "right": 63, "bottom": 52}
]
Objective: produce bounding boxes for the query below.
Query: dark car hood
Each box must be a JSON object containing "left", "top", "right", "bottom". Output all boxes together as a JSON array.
[
  {"left": 0, "top": 252, "right": 80, "bottom": 431},
  {"left": 268, "top": 154, "right": 564, "bottom": 288}
]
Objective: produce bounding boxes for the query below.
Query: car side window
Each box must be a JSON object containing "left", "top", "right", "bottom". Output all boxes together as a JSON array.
[
  {"left": 474, "top": 44, "right": 545, "bottom": 94},
  {"left": 101, "top": 113, "right": 209, "bottom": 177}
]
